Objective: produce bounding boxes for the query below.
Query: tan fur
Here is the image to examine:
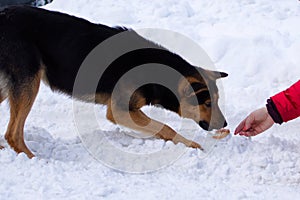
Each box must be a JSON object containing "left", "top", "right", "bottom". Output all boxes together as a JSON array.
[
  {"left": 177, "top": 76, "right": 212, "bottom": 122},
  {"left": 95, "top": 93, "right": 111, "bottom": 105},
  {"left": 106, "top": 99, "right": 202, "bottom": 149},
  {"left": 178, "top": 76, "right": 205, "bottom": 97},
  {"left": 104, "top": 73, "right": 225, "bottom": 150},
  {"left": 4, "top": 70, "right": 41, "bottom": 158},
  {"left": 129, "top": 91, "right": 147, "bottom": 110},
  {"left": 1, "top": 69, "right": 224, "bottom": 157},
  {"left": 0, "top": 95, "right": 5, "bottom": 104}
]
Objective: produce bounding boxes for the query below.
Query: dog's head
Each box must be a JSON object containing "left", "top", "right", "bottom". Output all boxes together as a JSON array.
[{"left": 177, "top": 68, "right": 228, "bottom": 131}]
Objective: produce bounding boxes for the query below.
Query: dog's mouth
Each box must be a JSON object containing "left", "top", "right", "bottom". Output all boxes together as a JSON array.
[
  {"left": 199, "top": 120, "right": 228, "bottom": 131},
  {"left": 199, "top": 121, "right": 211, "bottom": 131}
]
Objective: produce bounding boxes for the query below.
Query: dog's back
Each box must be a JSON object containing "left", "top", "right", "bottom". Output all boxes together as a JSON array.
[
  {"left": 0, "top": 6, "right": 128, "bottom": 97},
  {"left": 0, "top": 6, "right": 136, "bottom": 157}
]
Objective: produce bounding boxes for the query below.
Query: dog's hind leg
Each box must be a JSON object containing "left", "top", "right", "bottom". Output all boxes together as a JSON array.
[
  {"left": 106, "top": 104, "right": 202, "bottom": 149},
  {"left": 4, "top": 71, "right": 41, "bottom": 158}
]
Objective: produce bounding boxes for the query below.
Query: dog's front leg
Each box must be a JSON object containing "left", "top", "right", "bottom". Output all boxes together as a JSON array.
[{"left": 106, "top": 105, "right": 202, "bottom": 149}]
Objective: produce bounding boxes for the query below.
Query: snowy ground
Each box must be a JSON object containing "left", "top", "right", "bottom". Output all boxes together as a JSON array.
[{"left": 1, "top": 0, "right": 300, "bottom": 199}]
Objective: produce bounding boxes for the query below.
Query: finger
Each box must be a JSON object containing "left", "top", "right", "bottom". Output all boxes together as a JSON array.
[
  {"left": 238, "top": 131, "right": 253, "bottom": 137},
  {"left": 234, "top": 119, "right": 247, "bottom": 135},
  {"left": 239, "top": 128, "right": 260, "bottom": 137}
]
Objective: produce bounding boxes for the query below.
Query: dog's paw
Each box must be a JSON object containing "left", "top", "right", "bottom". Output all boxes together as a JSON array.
[{"left": 188, "top": 141, "right": 204, "bottom": 150}]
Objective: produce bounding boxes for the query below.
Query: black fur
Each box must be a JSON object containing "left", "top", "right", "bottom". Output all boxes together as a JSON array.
[
  {"left": 1, "top": 6, "right": 127, "bottom": 91},
  {"left": 0, "top": 6, "right": 228, "bottom": 156},
  {"left": 0, "top": 6, "right": 203, "bottom": 112}
]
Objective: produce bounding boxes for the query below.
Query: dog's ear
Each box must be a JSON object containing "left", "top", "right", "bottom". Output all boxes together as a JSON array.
[
  {"left": 208, "top": 70, "right": 228, "bottom": 79},
  {"left": 218, "top": 71, "right": 228, "bottom": 78}
]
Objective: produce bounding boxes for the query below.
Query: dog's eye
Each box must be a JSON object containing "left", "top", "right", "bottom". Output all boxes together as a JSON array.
[
  {"left": 205, "top": 101, "right": 211, "bottom": 108},
  {"left": 186, "top": 90, "right": 210, "bottom": 106}
]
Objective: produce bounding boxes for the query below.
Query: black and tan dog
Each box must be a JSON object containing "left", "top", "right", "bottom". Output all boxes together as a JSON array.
[{"left": 0, "top": 6, "right": 227, "bottom": 158}]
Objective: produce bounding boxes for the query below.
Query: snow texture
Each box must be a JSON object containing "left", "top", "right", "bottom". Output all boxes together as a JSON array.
[{"left": 1, "top": 0, "right": 300, "bottom": 199}]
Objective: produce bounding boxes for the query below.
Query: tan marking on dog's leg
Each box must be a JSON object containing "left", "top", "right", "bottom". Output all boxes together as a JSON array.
[
  {"left": 0, "top": 96, "right": 5, "bottom": 103},
  {"left": 5, "top": 72, "right": 41, "bottom": 158},
  {"left": 95, "top": 93, "right": 111, "bottom": 105},
  {"left": 106, "top": 104, "right": 202, "bottom": 149},
  {"left": 0, "top": 87, "right": 9, "bottom": 104}
]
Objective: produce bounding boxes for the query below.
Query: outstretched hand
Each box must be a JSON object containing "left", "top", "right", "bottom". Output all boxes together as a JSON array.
[{"left": 234, "top": 107, "right": 275, "bottom": 137}]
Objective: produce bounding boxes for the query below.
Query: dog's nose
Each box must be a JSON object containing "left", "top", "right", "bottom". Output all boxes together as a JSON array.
[
  {"left": 199, "top": 120, "right": 227, "bottom": 131},
  {"left": 199, "top": 121, "right": 210, "bottom": 131}
]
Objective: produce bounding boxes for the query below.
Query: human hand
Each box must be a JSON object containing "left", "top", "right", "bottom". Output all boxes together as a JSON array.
[{"left": 234, "top": 107, "right": 275, "bottom": 137}]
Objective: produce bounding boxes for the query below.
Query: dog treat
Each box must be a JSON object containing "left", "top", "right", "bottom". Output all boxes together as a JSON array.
[{"left": 212, "top": 128, "right": 230, "bottom": 139}]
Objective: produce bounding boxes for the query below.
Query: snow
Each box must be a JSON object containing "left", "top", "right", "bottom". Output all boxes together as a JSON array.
[{"left": 1, "top": 0, "right": 300, "bottom": 199}]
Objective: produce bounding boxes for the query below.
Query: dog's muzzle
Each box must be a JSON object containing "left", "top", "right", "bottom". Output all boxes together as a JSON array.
[{"left": 199, "top": 120, "right": 227, "bottom": 131}]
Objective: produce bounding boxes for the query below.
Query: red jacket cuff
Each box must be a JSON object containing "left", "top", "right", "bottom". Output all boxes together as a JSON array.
[
  {"left": 271, "top": 81, "right": 300, "bottom": 122},
  {"left": 266, "top": 99, "right": 283, "bottom": 124}
]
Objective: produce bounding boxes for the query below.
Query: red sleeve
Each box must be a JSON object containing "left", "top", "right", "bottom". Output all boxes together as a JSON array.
[{"left": 270, "top": 80, "right": 300, "bottom": 122}]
